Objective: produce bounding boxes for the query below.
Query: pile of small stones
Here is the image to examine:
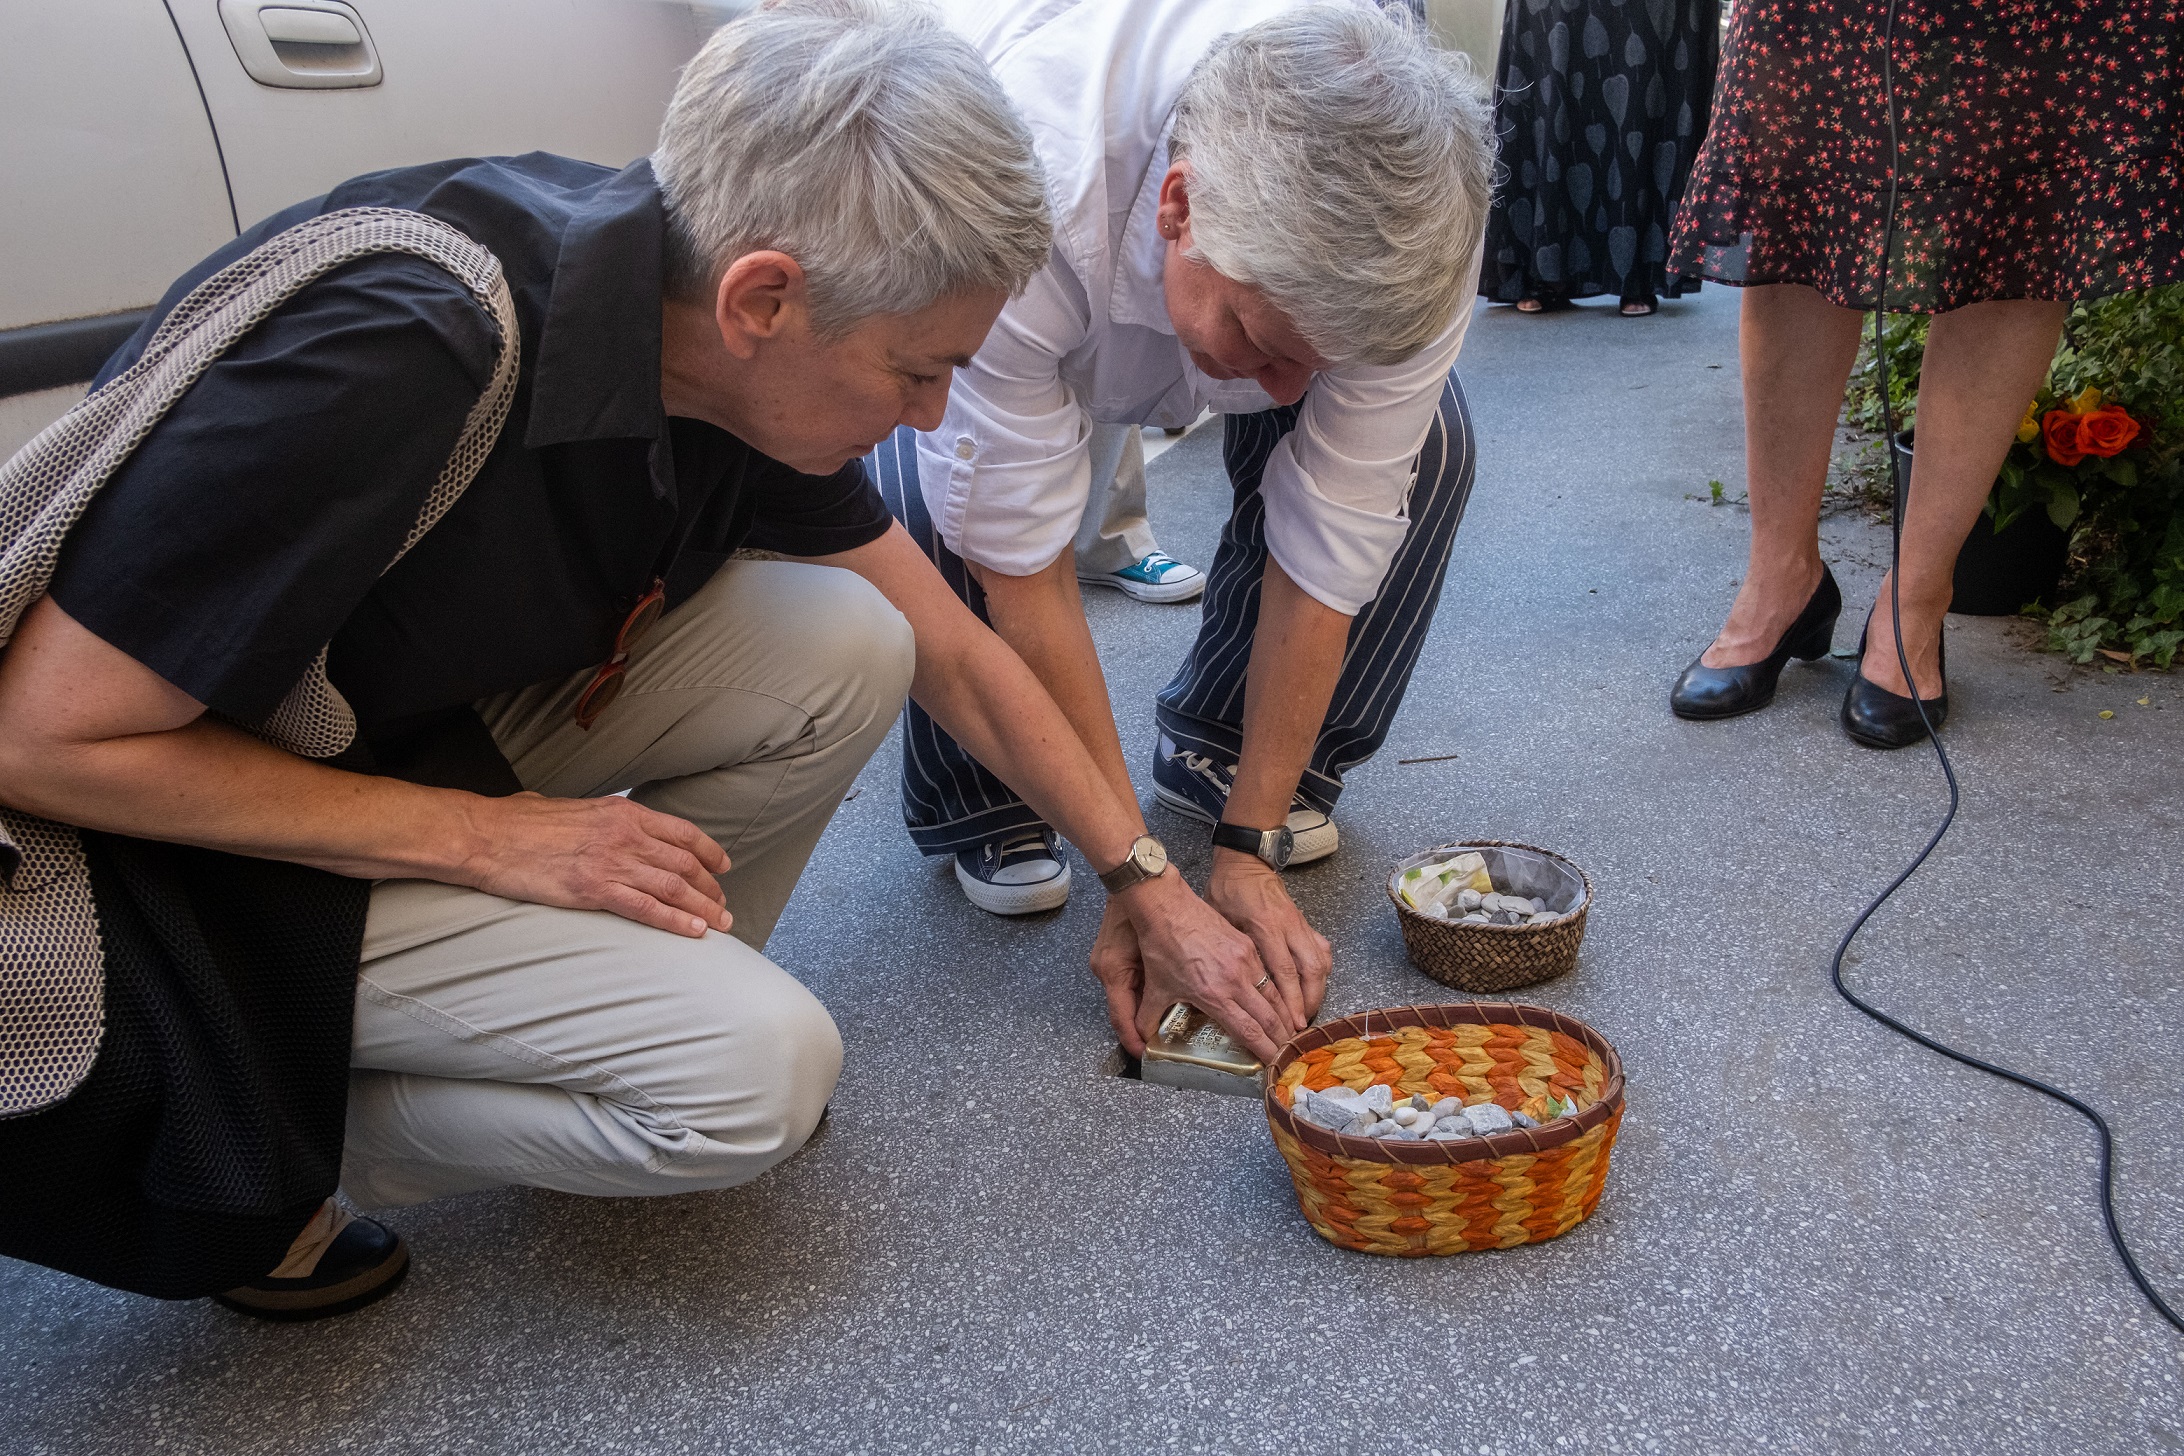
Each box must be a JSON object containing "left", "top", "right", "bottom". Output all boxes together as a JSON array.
[
  {"left": 1423, "top": 888, "right": 1559, "bottom": 927},
  {"left": 1288, "top": 1083, "right": 1574, "bottom": 1142}
]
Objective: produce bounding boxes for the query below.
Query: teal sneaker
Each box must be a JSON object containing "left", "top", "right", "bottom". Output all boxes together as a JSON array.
[{"left": 1078, "top": 551, "right": 1206, "bottom": 604}]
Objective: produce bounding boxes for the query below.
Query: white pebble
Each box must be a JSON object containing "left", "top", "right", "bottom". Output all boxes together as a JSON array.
[
  {"left": 1456, "top": 888, "right": 1483, "bottom": 912},
  {"left": 1391, "top": 1105, "right": 1420, "bottom": 1126}
]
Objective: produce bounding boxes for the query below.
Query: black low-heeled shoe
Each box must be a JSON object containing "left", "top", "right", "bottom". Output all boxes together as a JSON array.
[
  {"left": 1669, "top": 564, "right": 1842, "bottom": 720},
  {"left": 213, "top": 1215, "right": 410, "bottom": 1322},
  {"left": 1841, "top": 616, "right": 1948, "bottom": 749}
]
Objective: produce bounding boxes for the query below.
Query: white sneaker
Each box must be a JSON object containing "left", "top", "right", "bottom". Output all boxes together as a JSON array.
[
  {"left": 1150, "top": 783, "right": 1340, "bottom": 866},
  {"left": 1078, "top": 551, "right": 1206, "bottom": 604},
  {"left": 953, "top": 828, "right": 1071, "bottom": 915}
]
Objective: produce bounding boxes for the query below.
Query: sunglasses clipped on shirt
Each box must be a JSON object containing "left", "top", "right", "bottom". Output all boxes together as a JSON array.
[{"left": 573, "top": 577, "right": 666, "bottom": 729}]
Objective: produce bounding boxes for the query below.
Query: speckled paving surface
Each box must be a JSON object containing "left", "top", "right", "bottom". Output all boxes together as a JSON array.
[{"left": 7, "top": 288, "right": 2181, "bottom": 1456}]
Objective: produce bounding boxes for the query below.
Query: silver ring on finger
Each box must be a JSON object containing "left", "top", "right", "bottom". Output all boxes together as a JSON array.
[{"left": 1254, "top": 974, "right": 1270, "bottom": 989}]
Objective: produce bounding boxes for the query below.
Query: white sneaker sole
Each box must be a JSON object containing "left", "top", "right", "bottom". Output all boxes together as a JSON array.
[
  {"left": 1077, "top": 570, "right": 1206, "bottom": 605},
  {"left": 954, "top": 856, "right": 1072, "bottom": 915},
  {"left": 1150, "top": 785, "right": 1339, "bottom": 866}
]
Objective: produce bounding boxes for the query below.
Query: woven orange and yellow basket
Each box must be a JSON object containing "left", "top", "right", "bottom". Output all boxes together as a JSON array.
[{"left": 1264, "top": 1002, "right": 1625, "bottom": 1258}]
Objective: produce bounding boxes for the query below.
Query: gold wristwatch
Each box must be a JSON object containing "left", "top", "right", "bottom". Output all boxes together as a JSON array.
[{"left": 1097, "top": 834, "right": 1170, "bottom": 894}]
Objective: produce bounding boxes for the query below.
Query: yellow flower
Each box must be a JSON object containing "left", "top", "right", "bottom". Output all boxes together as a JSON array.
[
  {"left": 2068, "top": 385, "right": 2105, "bottom": 414},
  {"left": 2016, "top": 400, "right": 2041, "bottom": 443}
]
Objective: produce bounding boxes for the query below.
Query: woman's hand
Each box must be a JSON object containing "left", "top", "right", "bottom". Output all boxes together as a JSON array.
[
  {"left": 1108, "top": 869, "right": 1291, "bottom": 1061},
  {"left": 1088, "top": 897, "right": 1147, "bottom": 1050},
  {"left": 458, "top": 792, "right": 733, "bottom": 939},
  {"left": 1207, "top": 850, "right": 1330, "bottom": 1028}
]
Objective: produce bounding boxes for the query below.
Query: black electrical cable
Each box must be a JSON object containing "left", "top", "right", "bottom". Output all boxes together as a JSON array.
[{"left": 1829, "top": 0, "right": 2182, "bottom": 1335}]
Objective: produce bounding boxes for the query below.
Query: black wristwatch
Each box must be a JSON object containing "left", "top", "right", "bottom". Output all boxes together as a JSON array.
[{"left": 1212, "top": 820, "right": 1293, "bottom": 870}]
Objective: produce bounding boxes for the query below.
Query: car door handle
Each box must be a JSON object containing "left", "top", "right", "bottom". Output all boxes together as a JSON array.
[{"left": 217, "top": 0, "right": 383, "bottom": 90}]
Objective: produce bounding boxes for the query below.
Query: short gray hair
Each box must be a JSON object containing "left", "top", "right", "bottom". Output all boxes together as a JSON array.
[
  {"left": 654, "top": 0, "right": 1051, "bottom": 338},
  {"left": 1171, "top": 5, "right": 1493, "bottom": 366}
]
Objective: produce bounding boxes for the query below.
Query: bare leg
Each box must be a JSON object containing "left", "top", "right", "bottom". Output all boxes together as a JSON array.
[
  {"left": 1859, "top": 298, "right": 2067, "bottom": 697},
  {"left": 1700, "top": 285, "right": 1866, "bottom": 667}
]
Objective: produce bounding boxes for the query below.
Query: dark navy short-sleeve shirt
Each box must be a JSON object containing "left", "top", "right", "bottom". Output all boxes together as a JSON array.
[{"left": 51, "top": 154, "right": 889, "bottom": 774}]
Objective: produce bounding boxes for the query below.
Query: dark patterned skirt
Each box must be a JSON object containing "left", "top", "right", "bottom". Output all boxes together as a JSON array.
[
  {"left": 1669, "top": 0, "right": 2184, "bottom": 313},
  {"left": 1481, "top": 0, "right": 1722, "bottom": 305}
]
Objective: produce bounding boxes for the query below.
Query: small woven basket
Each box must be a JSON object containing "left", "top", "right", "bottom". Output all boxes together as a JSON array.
[
  {"left": 1265, "top": 1002, "right": 1624, "bottom": 1258},
  {"left": 1388, "top": 841, "right": 1592, "bottom": 994}
]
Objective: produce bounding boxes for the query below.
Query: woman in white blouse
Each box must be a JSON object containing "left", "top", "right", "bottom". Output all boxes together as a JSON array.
[{"left": 869, "top": 0, "right": 1492, "bottom": 1037}]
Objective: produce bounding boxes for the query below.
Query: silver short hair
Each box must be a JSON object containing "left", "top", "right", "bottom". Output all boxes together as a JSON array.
[
  {"left": 1171, "top": 5, "right": 1493, "bottom": 366},
  {"left": 654, "top": 0, "right": 1051, "bottom": 338}
]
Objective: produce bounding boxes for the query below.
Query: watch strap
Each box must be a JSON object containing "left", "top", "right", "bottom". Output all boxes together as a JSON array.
[{"left": 1211, "top": 821, "right": 1274, "bottom": 858}]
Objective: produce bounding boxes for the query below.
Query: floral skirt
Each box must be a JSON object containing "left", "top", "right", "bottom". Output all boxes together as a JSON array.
[{"left": 1668, "top": 0, "right": 2184, "bottom": 313}]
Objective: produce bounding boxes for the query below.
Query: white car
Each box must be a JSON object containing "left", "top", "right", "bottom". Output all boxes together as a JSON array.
[{"left": 0, "top": 0, "right": 746, "bottom": 460}]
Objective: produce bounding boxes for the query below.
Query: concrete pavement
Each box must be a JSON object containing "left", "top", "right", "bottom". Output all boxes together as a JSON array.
[{"left": 5, "top": 285, "right": 2180, "bottom": 1455}]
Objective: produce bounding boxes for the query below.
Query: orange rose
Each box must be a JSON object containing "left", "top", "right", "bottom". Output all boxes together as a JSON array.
[
  {"left": 2042, "top": 408, "right": 2088, "bottom": 466},
  {"left": 2077, "top": 405, "right": 2141, "bottom": 458}
]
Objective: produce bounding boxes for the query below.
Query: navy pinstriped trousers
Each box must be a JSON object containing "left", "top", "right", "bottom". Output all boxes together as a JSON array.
[{"left": 868, "top": 371, "right": 1475, "bottom": 855}]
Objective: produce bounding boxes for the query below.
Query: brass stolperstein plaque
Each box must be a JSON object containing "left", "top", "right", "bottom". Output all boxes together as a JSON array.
[{"left": 1138, "top": 1002, "right": 1265, "bottom": 1097}]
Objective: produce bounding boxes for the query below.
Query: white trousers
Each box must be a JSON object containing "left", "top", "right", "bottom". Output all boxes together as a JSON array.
[{"left": 340, "top": 559, "right": 914, "bottom": 1208}]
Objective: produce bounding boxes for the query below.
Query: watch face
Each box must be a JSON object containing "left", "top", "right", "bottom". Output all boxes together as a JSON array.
[
  {"left": 1133, "top": 835, "right": 1169, "bottom": 877},
  {"left": 1268, "top": 826, "right": 1294, "bottom": 869}
]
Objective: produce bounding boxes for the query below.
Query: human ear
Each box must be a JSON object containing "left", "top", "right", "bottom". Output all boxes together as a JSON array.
[
  {"left": 1155, "top": 163, "right": 1193, "bottom": 246},
  {"left": 713, "top": 250, "right": 807, "bottom": 359}
]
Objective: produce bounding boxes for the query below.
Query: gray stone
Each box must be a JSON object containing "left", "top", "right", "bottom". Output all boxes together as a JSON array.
[
  {"left": 1511, "top": 1111, "right": 1541, "bottom": 1129},
  {"left": 1456, "top": 887, "right": 1483, "bottom": 912},
  {"left": 1464, "top": 1102, "right": 1515, "bottom": 1136},
  {"left": 1427, "top": 1124, "right": 1474, "bottom": 1141},
  {"left": 1408, "top": 1093, "right": 1431, "bottom": 1112},
  {"left": 1379, "top": 1125, "right": 1423, "bottom": 1141},
  {"left": 1342, "top": 1112, "right": 1380, "bottom": 1136},
  {"left": 1493, "top": 910, "right": 1522, "bottom": 926},
  {"left": 1361, "top": 1084, "right": 1393, "bottom": 1115},
  {"left": 1366, "top": 1118, "right": 1404, "bottom": 1137},
  {"left": 1293, "top": 1091, "right": 1356, "bottom": 1132},
  {"left": 1314, "top": 1084, "right": 1366, "bottom": 1113}
]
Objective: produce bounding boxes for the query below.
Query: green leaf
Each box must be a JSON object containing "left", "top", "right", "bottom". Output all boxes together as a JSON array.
[{"left": 2046, "top": 482, "right": 2081, "bottom": 529}]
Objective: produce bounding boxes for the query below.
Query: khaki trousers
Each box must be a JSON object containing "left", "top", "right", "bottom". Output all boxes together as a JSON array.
[
  {"left": 1069, "top": 422, "right": 1158, "bottom": 575},
  {"left": 340, "top": 559, "right": 914, "bottom": 1208}
]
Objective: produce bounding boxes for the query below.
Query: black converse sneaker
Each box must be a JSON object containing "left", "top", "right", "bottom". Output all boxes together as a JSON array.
[
  {"left": 954, "top": 827, "right": 1072, "bottom": 915},
  {"left": 1150, "top": 733, "right": 1339, "bottom": 865}
]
